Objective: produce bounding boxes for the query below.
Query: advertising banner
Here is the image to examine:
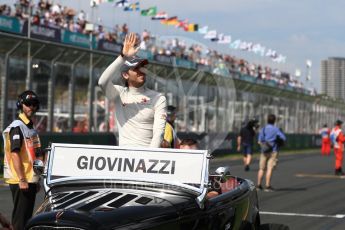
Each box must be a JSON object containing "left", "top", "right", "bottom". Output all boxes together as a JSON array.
[
  {"left": 175, "top": 58, "right": 195, "bottom": 69},
  {"left": 137, "top": 50, "right": 154, "bottom": 60},
  {"left": 154, "top": 54, "right": 172, "bottom": 65},
  {"left": 0, "top": 15, "right": 21, "bottom": 34},
  {"left": 22, "top": 21, "right": 61, "bottom": 42},
  {"left": 62, "top": 30, "right": 95, "bottom": 49},
  {"left": 196, "top": 64, "right": 211, "bottom": 72},
  {"left": 98, "top": 39, "right": 122, "bottom": 53}
]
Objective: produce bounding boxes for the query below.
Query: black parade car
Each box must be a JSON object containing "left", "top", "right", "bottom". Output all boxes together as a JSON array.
[{"left": 26, "top": 143, "right": 265, "bottom": 230}]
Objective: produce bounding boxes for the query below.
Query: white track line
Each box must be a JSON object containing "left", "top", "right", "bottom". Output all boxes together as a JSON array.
[
  {"left": 260, "top": 211, "right": 345, "bottom": 219},
  {"left": 295, "top": 173, "right": 345, "bottom": 179}
]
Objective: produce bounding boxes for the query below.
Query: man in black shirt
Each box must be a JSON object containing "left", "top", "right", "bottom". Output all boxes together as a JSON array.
[{"left": 237, "top": 118, "right": 259, "bottom": 171}]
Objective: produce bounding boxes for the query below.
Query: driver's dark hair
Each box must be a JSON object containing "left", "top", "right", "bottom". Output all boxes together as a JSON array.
[
  {"left": 121, "top": 72, "right": 129, "bottom": 87},
  {"left": 267, "top": 114, "right": 276, "bottom": 124},
  {"left": 180, "top": 138, "right": 198, "bottom": 147}
]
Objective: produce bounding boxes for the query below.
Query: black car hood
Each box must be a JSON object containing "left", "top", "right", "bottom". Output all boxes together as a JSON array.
[{"left": 28, "top": 186, "right": 197, "bottom": 229}]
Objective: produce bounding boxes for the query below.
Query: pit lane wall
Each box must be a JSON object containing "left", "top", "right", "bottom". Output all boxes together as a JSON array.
[{"left": 0, "top": 132, "right": 321, "bottom": 172}]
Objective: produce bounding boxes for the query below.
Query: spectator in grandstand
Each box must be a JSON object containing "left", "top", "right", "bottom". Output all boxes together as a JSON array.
[
  {"left": 0, "top": 4, "right": 11, "bottom": 16},
  {"left": 162, "top": 105, "right": 180, "bottom": 148},
  {"left": 237, "top": 118, "right": 259, "bottom": 171},
  {"left": 17, "top": 0, "right": 30, "bottom": 15},
  {"left": 2, "top": 90, "right": 44, "bottom": 230},
  {"left": 72, "top": 118, "right": 88, "bottom": 133},
  {"left": 330, "top": 120, "right": 345, "bottom": 175},
  {"left": 5, "top": 0, "right": 308, "bottom": 93},
  {"left": 32, "top": 11, "right": 40, "bottom": 25},
  {"left": 98, "top": 32, "right": 166, "bottom": 148},
  {"left": 257, "top": 114, "right": 286, "bottom": 192},
  {"left": 319, "top": 124, "right": 331, "bottom": 156},
  {"left": 120, "top": 23, "right": 128, "bottom": 41},
  {"left": 179, "top": 138, "right": 198, "bottom": 150}
]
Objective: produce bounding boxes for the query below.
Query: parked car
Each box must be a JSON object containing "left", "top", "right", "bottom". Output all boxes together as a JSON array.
[{"left": 26, "top": 143, "right": 261, "bottom": 230}]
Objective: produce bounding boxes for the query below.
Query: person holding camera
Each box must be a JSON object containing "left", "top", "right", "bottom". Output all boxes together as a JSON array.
[
  {"left": 2, "top": 90, "right": 44, "bottom": 230},
  {"left": 237, "top": 118, "right": 259, "bottom": 171},
  {"left": 256, "top": 114, "right": 286, "bottom": 192}
]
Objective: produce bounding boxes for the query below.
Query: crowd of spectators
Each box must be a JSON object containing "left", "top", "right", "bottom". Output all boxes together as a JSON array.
[
  {"left": 0, "top": 0, "right": 315, "bottom": 94},
  {"left": 140, "top": 34, "right": 310, "bottom": 93}
]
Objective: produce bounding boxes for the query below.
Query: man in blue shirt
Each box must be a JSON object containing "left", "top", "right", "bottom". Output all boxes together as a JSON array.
[{"left": 257, "top": 114, "right": 286, "bottom": 192}]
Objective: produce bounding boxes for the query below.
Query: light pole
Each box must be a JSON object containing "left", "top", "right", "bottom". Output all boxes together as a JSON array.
[
  {"left": 306, "top": 59, "right": 312, "bottom": 86},
  {"left": 87, "top": 2, "right": 96, "bottom": 131},
  {"left": 26, "top": 0, "right": 32, "bottom": 89}
]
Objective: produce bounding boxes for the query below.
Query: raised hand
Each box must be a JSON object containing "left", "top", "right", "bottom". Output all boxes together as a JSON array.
[{"left": 122, "top": 33, "right": 140, "bottom": 58}]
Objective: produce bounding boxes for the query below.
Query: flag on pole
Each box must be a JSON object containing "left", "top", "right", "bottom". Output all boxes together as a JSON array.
[
  {"left": 272, "top": 54, "right": 286, "bottom": 63},
  {"left": 141, "top": 6, "right": 157, "bottom": 16},
  {"left": 229, "top": 39, "right": 241, "bottom": 49},
  {"left": 211, "top": 33, "right": 221, "bottom": 42},
  {"left": 218, "top": 35, "right": 231, "bottom": 44},
  {"left": 124, "top": 2, "right": 139, "bottom": 11},
  {"left": 259, "top": 46, "right": 266, "bottom": 56},
  {"left": 295, "top": 69, "right": 301, "bottom": 78},
  {"left": 151, "top": 12, "right": 168, "bottom": 20},
  {"left": 91, "top": 0, "right": 114, "bottom": 6},
  {"left": 252, "top": 43, "right": 262, "bottom": 54},
  {"left": 186, "top": 24, "right": 198, "bottom": 32},
  {"left": 198, "top": 26, "right": 208, "bottom": 34},
  {"left": 161, "top": 16, "right": 179, "bottom": 25},
  {"left": 204, "top": 30, "right": 217, "bottom": 39},
  {"left": 176, "top": 19, "right": 188, "bottom": 30},
  {"left": 239, "top": 41, "right": 249, "bottom": 50},
  {"left": 115, "top": 0, "right": 129, "bottom": 8}
]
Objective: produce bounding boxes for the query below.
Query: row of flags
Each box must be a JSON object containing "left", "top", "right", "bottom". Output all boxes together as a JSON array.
[
  {"left": 91, "top": 0, "right": 139, "bottom": 11},
  {"left": 140, "top": 7, "right": 199, "bottom": 32},
  {"left": 90, "top": 0, "right": 286, "bottom": 63},
  {"left": 199, "top": 28, "right": 286, "bottom": 62}
]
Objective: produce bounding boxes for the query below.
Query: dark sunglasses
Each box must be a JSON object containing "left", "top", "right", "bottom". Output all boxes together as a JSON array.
[{"left": 23, "top": 101, "right": 39, "bottom": 107}]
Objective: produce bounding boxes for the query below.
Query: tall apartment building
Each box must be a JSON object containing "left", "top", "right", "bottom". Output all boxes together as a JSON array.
[{"left": 321, "top": 57, "right": 345, "bottom": 100}]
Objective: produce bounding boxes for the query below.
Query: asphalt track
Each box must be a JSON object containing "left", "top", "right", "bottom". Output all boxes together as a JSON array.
[
  {"left": 210, "top": 151, "right": 345, "bottom": 230},
  {"left": 1, "top": 150, "right": 344, "bottom": 230}
]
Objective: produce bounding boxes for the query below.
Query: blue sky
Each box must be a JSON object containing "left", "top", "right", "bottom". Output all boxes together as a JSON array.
[{"left": 5, "top": 0, "right": 345, "bottom": 91}]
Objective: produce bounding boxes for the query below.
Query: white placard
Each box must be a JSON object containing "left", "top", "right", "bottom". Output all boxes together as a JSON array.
[{"left": 47, "top": 143, "right": 209, "bottom": 192}]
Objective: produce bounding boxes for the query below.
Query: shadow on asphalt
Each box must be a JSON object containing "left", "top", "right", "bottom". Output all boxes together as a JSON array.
[
  {"left": 257, "top": 187, "right": 307, "bottom": 192},
  {"left": 260, "top": 223, "right": 290, "bottom": 230},
  {"left": 273, "top": 187, "right": 307, "bottom": 192}
]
